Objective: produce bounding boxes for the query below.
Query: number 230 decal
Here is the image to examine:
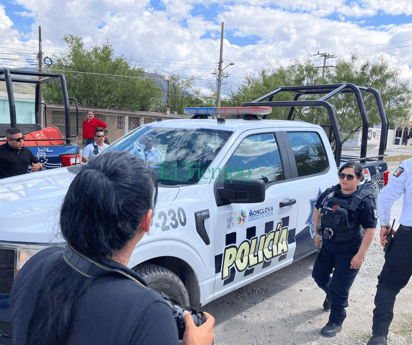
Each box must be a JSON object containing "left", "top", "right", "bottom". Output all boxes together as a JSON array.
[{"left": 151, "top": 207, "right": 187, "bottom": 231}]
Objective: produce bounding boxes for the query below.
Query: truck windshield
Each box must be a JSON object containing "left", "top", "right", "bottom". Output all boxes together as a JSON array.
[{"left": 107, "top": 126, "right": 233, "bottom": 185}]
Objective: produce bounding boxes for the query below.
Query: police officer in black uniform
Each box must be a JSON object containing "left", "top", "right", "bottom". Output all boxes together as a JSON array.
[{"left": 312, "top": 162, "right": 377, "bottom": 337}]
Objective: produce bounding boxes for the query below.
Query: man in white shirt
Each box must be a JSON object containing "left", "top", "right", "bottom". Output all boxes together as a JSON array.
[
  {"left": 140, "top": 135, "right": 163, "bottom": 164},
  {"left": 82, "top": 127, "right": 109, "bottom": 163},
  {"left": 367, "top": 158, "right": 412, "bottom": 345}
]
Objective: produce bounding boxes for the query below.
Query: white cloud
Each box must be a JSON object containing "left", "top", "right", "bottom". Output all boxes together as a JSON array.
[
  {"left": 0, "top": 5, "right": 17, "bottom": 37},
  {"left": 339, "top": 4, "right": 376, "bottom": 18},
  {"left": 0, "top": 0, "right": 410, "bottom": 93},
  {"left": 365, "top": 0, "right": 412, "bottom": 16},
  {"left": 14, "top": 11, "right": 36, "bottom": 18}
]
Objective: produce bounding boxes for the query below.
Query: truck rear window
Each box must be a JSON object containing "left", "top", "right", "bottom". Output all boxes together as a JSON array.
[{"left": 287, "top": 132, "right": 329, "bottom": 177}]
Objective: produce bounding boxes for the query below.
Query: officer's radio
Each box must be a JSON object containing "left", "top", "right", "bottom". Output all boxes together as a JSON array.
[{"left": 383, "top": 220, "right": 396, "bottom": 253}]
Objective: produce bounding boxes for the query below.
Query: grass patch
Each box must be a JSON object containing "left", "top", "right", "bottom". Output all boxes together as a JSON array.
[
  {"left": 353, "top": 331, "right": 373, "bottom": 343},
  {"left": 385, "top": 154, "right": 412, "bottom": 163},
  {"left": 391, "top": 314, "right": 412, "bottom": 340}
]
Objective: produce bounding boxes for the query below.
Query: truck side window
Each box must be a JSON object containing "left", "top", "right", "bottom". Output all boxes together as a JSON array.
[
  {"left": 287, "top": 132, "right": 329, "bottom": 177},
  {"left": 224, "top": 133, "right": 283, "bottom": 183}
]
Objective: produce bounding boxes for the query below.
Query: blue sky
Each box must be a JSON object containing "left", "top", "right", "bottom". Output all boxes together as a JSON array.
[{"left": 0, "top": 0, "right": 411, "bottom": 96}]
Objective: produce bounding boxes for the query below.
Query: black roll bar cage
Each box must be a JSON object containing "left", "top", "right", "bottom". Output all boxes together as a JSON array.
[
  {"left": 0, "top": 68, "right": 79, "bottom": 145},
  {"left": 241, "top": 83, "right": 389, "bottom": 166}
]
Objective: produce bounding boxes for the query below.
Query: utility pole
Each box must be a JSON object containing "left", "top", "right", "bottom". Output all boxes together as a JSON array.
[
  {"left": 216, "top": 22, "right": 224, "bottom": 107},
  {"left": 315, "top": 52, "right": 336, "bottom": 78},
  {"left": 166, "top": 79, "right": 170, "bottom": 110},
  {"left": 38, "top": 26, "right": 43, "bottom": 126}
]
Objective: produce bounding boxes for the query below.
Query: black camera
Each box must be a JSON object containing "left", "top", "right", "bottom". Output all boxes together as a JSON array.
[{"left": 171, "top": 305, "right": 206, "bottom": 340}]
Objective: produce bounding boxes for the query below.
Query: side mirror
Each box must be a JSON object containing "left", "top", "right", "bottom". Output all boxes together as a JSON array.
[{"left": 218, "top": 179, "right": 265, "bottom": 204}]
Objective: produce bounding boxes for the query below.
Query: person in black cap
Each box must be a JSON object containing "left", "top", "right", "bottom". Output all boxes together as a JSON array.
[
  {"left": 0, "top": 127, "right": 42, "bottom": 179},
  {"left": 10, "top": 151, "right": 214, "bottom": 345},
  {"left": 312, "top": 162, "right": 377, "bottom": 338}
]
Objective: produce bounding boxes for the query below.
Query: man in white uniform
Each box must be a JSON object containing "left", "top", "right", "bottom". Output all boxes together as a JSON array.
[
  {"left": 367, "top": 158, "right": 412, "bottom": 345},
  {"left": 141, "top": 135, "right": 163, "bottom": 164}
]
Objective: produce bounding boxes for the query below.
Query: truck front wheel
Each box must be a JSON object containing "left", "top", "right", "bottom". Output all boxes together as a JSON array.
[{"left": 133, "top": 263, "right": 190, "bottom": 307}]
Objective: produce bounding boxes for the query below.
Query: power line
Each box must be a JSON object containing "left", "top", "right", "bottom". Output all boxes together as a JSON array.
[
  {"left": 335, "top": 43, "right": 412, "bottom": 55},
  {"left": 337, "top": 38, "right": 412, "bottom": 52}
]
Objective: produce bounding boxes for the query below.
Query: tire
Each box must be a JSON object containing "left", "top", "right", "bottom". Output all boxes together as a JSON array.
[{"left": 134, "top": 263, "right": 190, "bottom": 307}]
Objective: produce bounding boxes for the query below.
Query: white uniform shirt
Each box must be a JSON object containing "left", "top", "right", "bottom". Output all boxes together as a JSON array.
[
  {"left": 377, "top": 158, "right": 412, "bottom": 226},
  {"left": 82, "top": 142, "right": 109, "bottom": 160},
  {"left": 145, "top": 148, "right": 163, "bottom": 164}
]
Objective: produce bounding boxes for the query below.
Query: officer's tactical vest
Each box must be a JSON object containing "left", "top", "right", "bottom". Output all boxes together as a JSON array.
[{"left": 320, "top": 184, "right": 372, "bottom": 242}]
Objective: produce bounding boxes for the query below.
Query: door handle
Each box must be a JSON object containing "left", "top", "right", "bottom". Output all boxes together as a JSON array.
[
  {"left": 279, "top": 198, "right": 296, "bottom": 207},
  {"left": 194, "top": 209, "right": 211, "bottom": 245}
]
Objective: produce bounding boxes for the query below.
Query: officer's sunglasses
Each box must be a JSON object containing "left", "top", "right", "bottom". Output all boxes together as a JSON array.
[
  {"left": 95, "top": 135, "right": 104, "bottom": 138},
  {"left": 338, "top": 173, "right": 355, "bottom": 181},
  {"left": 9, "top": 137, "right": 24, "bottom": 142}
]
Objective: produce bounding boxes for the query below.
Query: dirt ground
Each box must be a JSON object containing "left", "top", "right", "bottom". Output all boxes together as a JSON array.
[{"left": 203, "top": 161, "right": 412, "bottom": 345}]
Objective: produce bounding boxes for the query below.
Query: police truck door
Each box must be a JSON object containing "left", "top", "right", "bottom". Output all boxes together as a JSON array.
[{"left": 212, "top": 130, "right": 299, "bottom": 299}]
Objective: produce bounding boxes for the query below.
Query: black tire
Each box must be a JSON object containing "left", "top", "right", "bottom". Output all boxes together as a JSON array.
[{"left": 134, "top": 263, "right": 190, "bottom": 306}]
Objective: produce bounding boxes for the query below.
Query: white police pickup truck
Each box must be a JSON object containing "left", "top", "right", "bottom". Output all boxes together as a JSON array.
[{"left": 0, "top": 84, "right": 389, "bottom": 341}]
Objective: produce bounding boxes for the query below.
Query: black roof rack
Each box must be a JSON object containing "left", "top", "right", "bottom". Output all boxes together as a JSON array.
[
  {"left": 0, "top": 68, "right": 78, "bottom": 144},
  {"left": 241, "top": 83, "right": 389, "bottom": 166}
]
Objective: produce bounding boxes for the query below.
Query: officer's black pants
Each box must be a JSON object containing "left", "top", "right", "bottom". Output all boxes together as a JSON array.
[
  {"left": 312, "top": 235, "right": 362, "bottom": 325},
  {"left": 372, "top": 225, "right": 412, "bottom": 337}
]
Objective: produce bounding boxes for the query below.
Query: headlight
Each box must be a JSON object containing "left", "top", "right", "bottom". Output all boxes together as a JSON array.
[
  {"left": 1, "top": 244, "right": 53, "bottom": 278},
  {"left": 15, "top": 245, "right": 50, "bottom": 276}
]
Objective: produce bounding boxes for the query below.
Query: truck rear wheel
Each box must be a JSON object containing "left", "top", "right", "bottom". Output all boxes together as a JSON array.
[{"left": 134, "top": 263, "right": 190, "bottom": 306}]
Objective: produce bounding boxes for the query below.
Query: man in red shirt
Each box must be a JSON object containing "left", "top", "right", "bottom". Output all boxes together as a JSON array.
[{"left": 82, "top": 111, "right": 107, "bottom": 146}]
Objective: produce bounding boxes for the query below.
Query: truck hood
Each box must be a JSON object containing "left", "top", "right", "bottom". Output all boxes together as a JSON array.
[{"left": 0, "top": 167, "right": 179, "bottom": 243}]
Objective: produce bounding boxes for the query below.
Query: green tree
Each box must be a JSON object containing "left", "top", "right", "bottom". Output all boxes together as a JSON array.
[
  {"left": 43, "top": 34, "right": 162, "bottom": 111},
  {"left": 227, "top": 56, "right": 412, "bottom": 142},
  {"left": 154, "top": 72, "right": 203, "bottom": 114}
]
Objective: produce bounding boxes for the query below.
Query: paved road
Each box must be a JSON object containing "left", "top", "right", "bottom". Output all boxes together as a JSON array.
[{"left": 343, "top": 144, "right": 412, "bottom": 158}]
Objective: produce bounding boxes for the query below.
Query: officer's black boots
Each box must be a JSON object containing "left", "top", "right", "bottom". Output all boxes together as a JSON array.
[
  {"left": 323, "top": 297, "right": 332, "bottom": 310},
  {"left": 321, "top": 322, "right": 342, "bottom": 337},
  {"left": 367, "top": 335, "right": 387, "bottom": 345}
]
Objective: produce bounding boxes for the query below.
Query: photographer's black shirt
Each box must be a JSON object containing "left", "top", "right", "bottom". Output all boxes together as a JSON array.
[
  {"left": 0, "top": 143, "right": 39, "bottom": 179},
  {"left": 11, "top": 247, "right": 180, "bottom": 345}
]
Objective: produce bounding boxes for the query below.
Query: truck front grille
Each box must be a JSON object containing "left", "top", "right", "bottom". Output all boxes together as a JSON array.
[
  {"left": 0, "top": 248, "right": 15, "bottom": 295},
  {"left": 0, "top": 248, "right": 15, "bottom": 338}
]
